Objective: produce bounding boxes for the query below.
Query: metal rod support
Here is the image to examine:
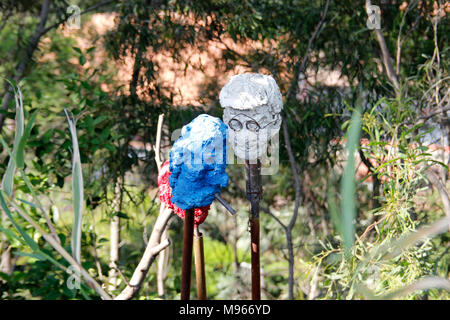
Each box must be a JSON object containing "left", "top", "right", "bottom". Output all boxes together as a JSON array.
[
  {"left": 214, "top": 193, "right": 237, "bottom": 215},
  {"left": 245, "top": 160, "right": 262, "bottom": 300},
  {"left": 250, "top": 216, "right": 260, "bottom": 300},
  {"left": 181, "top": 208, "right": 195, "bottom": 300}
]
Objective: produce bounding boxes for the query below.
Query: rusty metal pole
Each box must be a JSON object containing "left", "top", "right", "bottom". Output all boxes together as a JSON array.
[
  {"left": 181, "top": 208, "right": 195, "bottom": 300},
  {"left": 194, "top": 226, "right": 207, "bottom": 300},
  {"left": 245, "top": 160, "right": 262, "bottom": 300}
]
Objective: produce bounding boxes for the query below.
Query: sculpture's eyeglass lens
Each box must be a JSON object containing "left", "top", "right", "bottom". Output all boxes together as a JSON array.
[
  {"left": 228, "top": 113, "right": 280, "bottom": 132},
  {"left": 229, "top": 119, "right": 243, "bottom": 131},
  {"left": 246, "top": 120, "right": 260, "bottom": 132}
]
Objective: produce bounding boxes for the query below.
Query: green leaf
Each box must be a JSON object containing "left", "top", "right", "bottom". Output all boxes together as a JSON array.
[
  {"left": 65, "top": 110, "right": 84, "bottom": 264},
  {"left": 79, "top": 55, "right": 86, "bottom": 66},
  {"left": 92, "top": 115, "right": 107, "bottom": 126},
  {"left": 0, "top": 224, "right": 26, "bottom": 245},
  {"left": 17, "top": 198, "right": 39, "bottom": 209},
  {"left": 14, "top": 251, "right": 47, "bottom": 261},
  {"left": 114, "top": 211, "right": 129, "bottom": 219},
  {"left": 340, "top": 107, "right": 362, "bottom": 255},
  {"left": 327, "top": 183, "right": 342, "bottom": 238},
  {"left": 1, "top": 84, "right": 24, "bottom": 195},
  {"left": 16, "top": 110, "right": 38, "bottom": 169},
  {"left": 0, "top": 191, "right": 39, "bottom": 252}
]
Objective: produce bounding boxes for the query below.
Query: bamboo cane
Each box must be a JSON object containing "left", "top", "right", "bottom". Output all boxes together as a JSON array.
[
  {"left": 245, "top": 159, "right": 262, "bottom": 300},
  {"left": 180, "top": 208, "right": 195, "bottom": 300},
  {"left": 194, "top": 225, "right": 207, "bottom": 300}
]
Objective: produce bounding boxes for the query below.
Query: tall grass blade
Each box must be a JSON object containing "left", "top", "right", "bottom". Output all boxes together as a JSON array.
[
  {"left": 327, "top": 182, "right": 342, "bottom": 237},
  {"left": 64, "top": 110, "right": 83, "bottom": 264},
  {"left": 340, "top": 108, "right": 362, "bottom": 254},
  {"left": 16, "top": 110, "right": 37, "bottom": 169},
  {"left": 1, "top": 84, "right": 24, "bottom": 195}
]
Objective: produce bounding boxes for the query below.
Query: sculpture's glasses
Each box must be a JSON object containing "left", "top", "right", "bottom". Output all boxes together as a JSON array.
[{"left": 227, "top": 113, "right": 280, "bottom": 133}]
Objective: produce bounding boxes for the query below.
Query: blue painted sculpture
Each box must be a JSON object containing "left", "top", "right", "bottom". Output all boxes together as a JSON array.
[{"left": 169, "top": 114, "right": 229, "bottom": 210}]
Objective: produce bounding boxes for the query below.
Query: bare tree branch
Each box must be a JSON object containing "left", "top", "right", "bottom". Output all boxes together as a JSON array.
[
  {"left": 253, "top": 0, "right": 331, "bottom": 300},
  {"left": 114, "top": 205, "right": 173, "bottom": 300},
  {"left": 286, "top": 0, "right": 330, "bottom": 101},
  {"left": 152, "top": 113, "right": 172, "bottom": 298},
  {"left": 0, "top": 0, "right": 51, "bottom": 131},
  {"left": 396, "top": 0, "right": 421, "bottom": 75},
  {"left": 280, "top": 0, "right": 330, "bottom": 300},
  {"left": 0, "top": 10, "right": 12, "bottom": 34},
  {"left": 110, "top": 261, "right": 131, "bottom": 287},
  {"left": 426, "top": 169, "right": 450, "bottom": 219},
  {"left": 282, "top": 119, "right": 302, "bottom": 300},
  {"left": 400, "top": 103, "right": 450, "bottom": 128},
  {"left": 365, "top": 0, "right": 401, "bottom": 96},
  {"left": 7, "top": 198, "right": 112, "bottom": 299},
  {"left": 0, "top": 0, "right": 117, "bottom": 132},
  {"left": 154, "top": 114, "right": 165, "bottom": 171},
  {"left": 108, "top": 175, "right": 123, "bottom": 291}
]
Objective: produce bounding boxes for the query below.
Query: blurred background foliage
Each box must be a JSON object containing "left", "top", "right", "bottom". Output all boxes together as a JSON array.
[{"left": 0, "top": 0, "right": 448, "bottom": 300}]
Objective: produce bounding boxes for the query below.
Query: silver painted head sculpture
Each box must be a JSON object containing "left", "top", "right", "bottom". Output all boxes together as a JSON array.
[{"left": 219, "top": 73, "right": 283, "bottom": 161}]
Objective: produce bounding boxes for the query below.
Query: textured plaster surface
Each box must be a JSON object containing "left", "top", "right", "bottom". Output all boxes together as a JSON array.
[
  {"left": 169, "top": 114, "right": 229, "bottom": 209},
  {"left": 219, "top": 73, "right": 283, "bottom": 113},
  {"left": 220, "top": 73, "right": 283, "bottom": 160}
]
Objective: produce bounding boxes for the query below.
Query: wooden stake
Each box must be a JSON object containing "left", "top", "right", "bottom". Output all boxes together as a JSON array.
[
  {"left": 181, "top": 208, "right": 195, "bottom": 300},
  {"left": 245, "top": 160, "right": 262, "bottom": 300},
  {"left": 194, "top": 226, "right": 207, "bottom": 300}
]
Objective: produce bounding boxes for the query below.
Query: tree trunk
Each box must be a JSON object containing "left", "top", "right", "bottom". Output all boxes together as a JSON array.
[
  {"left": 108, "top": 177, "right": 123, "bottom": 291},
  {"left": 115, "top": 204, "right": 172, "bottom": 300},
  {"left": 0, "top": 0, "right": 51, "bottom": 132}
]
